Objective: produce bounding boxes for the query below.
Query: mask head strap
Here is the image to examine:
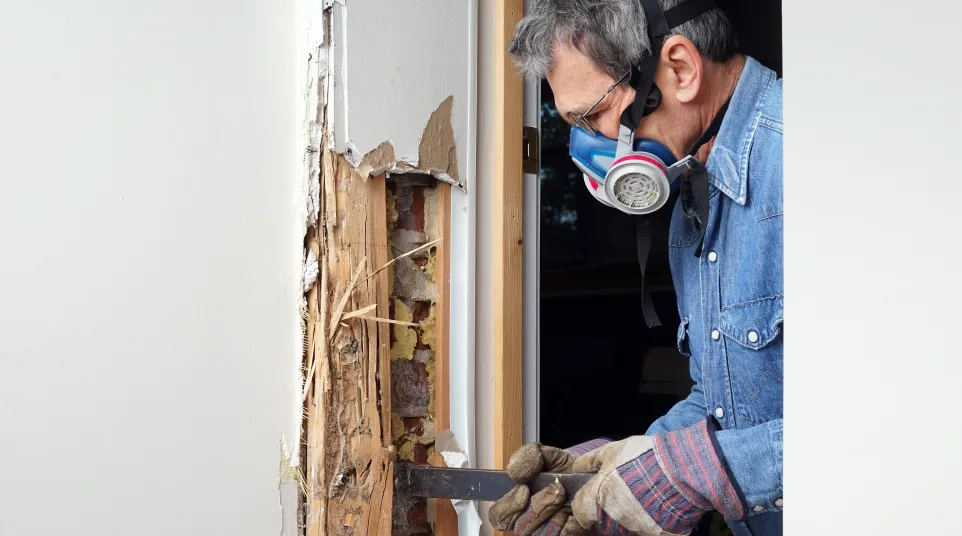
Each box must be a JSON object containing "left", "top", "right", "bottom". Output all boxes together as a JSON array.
[
  {"left": 623, "top": 0, "right": 718, "bottom": 330},
  {"left": 620, "top": 0, "right": 717, "bottom": 133}
]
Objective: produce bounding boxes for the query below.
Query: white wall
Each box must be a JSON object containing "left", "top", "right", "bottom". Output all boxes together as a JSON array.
[
  {"left": 785, "top": 0, "right": 962, "bottom": 532},
  {"left": 0, "top": 2, "right": 302, "bottom": 534},
  {"left": 329, "top": 0, "right": 475, "bottom": 187},
  {"left": 474, "top": 0, "right": 497, "bottom": 532}
]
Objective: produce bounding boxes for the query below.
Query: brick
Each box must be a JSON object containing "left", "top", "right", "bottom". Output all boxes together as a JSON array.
[
  {"left": 412, "top": 443, "right": 430, "bottom": 465},
  {"left": 402, "top": 417, "right": 425, "bottom": 436},
  {"left": 392, "top": 359, "right": 429, "bottom": 417}
]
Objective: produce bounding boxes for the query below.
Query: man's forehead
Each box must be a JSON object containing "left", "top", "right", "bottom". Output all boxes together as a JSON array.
[
  {"left": 547, "top": 45, "right": 614, "bottom": 114},
  {"left": 549, "top": 72, "right": 598, "bottom": 112},
  {"left": 550, "top": 77, "right": 608, "bottom": 116}
]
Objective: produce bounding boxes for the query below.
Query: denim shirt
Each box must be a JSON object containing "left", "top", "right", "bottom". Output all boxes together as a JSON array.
[{"left": 645, "top": 57, "right": 784, "bottom": 530}]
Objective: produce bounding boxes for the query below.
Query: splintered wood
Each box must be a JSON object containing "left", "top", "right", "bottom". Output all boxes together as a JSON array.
[{"left": 303, "top": 149, "right": 394, "bottom": 536}]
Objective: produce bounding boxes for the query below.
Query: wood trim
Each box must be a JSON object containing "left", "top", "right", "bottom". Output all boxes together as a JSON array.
[
  {"left": 493, "top": 0, "right": 525, "bottom": 485},
  {"left": 432, "top": 182, "right": 458, "bottom": 535}
]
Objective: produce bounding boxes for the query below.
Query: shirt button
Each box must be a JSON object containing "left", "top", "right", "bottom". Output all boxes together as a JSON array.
[
  {"left": 747, "top": 330, "right": 760, "bottom": 343},
  {"left": 775, "top": 498, "right": 783, "bottom": 507},
  {"left": 707, "top": 251, "right": 718, "bottom": 262},
  {"left": 714, "top": 407, "right": 725, "bottom": 419},
  {"left": 711, "top": 329, "right": 720, "bottom": 341},
  {"left": 753, "top": 505, "right": 765, "bottom": 513}
]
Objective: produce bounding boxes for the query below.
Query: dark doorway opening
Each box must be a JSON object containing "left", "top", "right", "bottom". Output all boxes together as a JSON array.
[{"left": 537, "top": 2, "right": 781, "bottom": 532}]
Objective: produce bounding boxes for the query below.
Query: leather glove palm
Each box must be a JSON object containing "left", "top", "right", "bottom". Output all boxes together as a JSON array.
[
  {"left": 489, "top": 439, "right": 610, "bottom": 536},
  {"left": 489, "top": 418, "right": 748, "bottom": 536}
]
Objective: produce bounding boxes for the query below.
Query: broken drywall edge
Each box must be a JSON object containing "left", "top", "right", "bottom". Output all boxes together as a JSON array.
[
  {"left": 417, "top": 96, "right": 460, "bottom": 185},
  {"left": 435, "top": 429, "right": 468, "bottom": 469},
  {"left": 435, "top": 429, "right": 483, "bottom": 534},
  {"left": 352, "top": 143, "right": 463, "bottom": 188},
  {"left": 337, "top": 96, "right": 466, "bottom": 190},
  {"left": 355, "top": 140, "right": 395, "bottom": 178},
  {"left": 279, "top": 436, "right": 301, "bottom": 536}
]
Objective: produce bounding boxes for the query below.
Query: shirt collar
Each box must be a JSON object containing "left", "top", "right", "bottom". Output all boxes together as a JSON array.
[{"left": 705, "top": 56, "right": 776, "bottom": 205}]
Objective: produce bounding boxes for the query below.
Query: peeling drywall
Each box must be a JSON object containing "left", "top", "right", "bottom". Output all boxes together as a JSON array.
[
  {"left": 417, "top": 96, "right": 461, "bottom": 185},
  {"left": 329, "top": 1, "right": 472, "bottom": 189},
  {"left": 350, "top": 97, "right": 464, "bottom": 189}
]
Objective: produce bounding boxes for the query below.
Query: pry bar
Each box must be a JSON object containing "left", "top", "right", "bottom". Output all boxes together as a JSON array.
[{"left": 395, "top": 464, "right": 594, "bottom": 505}]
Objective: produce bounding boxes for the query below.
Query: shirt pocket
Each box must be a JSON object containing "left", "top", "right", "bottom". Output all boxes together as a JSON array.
[{"left": 718, "top": 296, "right": 784, "bottom": 426}]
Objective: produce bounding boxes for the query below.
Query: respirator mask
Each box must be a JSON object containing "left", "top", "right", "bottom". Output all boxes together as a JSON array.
[
  {"left": 568, "top": 0, "right": 721, "bottom": 217},
  {"left": 571, "top": 125, "right": 696, "bottom": 215},
  {"left": 567, "top": 0, "right": 730, "bottom": 328}
]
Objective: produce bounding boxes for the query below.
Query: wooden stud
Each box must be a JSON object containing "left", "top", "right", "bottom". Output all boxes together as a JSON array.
[
  {"left": 493, "top": 0, "right": 525, "bottom": 495},
  {"left": 432, "top": 182, "right": 459, "bottom": 536}
]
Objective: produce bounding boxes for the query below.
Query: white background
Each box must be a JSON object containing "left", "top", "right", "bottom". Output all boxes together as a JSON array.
[
  {"left": 2, "top": 0, "right": 961, "bottom": 534},
  {"left": 784, "top": 0, "right": 962, "bottom": 532},
  {"left": 0, "top": 1, "right": 302, "bottom": 534}
]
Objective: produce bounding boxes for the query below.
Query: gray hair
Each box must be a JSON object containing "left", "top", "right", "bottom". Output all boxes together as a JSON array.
[{"left": 507, "top": 0, "right": 738, "bottom": 81}]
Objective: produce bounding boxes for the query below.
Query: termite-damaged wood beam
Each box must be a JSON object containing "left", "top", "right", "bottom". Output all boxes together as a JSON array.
[
  {"left": 493, "top": 0, "right": 525, "bottom": 501},
  {"left": 304, "top": 151, "right": 394, "bottom": 536}
]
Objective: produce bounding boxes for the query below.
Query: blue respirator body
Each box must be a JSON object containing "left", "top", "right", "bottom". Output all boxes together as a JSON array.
[{"left": 569, "top": 125, "right": 696, "bottom": 215}]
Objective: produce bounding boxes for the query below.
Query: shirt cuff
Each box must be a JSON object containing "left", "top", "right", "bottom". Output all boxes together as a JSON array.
[{"left": 651, "top": 416, "right": 750, "bottom": 521}]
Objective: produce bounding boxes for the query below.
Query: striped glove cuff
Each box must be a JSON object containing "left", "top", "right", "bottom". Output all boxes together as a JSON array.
[{"left": 611, "top": 417, "right": 748, "bottom": 534}]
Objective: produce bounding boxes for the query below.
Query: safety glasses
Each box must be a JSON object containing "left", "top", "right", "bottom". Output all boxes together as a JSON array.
[{"left": 564, "top": 69, "right": 631, "bottom": 136}]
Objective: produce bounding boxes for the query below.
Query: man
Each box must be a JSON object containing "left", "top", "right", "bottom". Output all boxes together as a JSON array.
[{"left": 489, "top": 1, "right": 783, "bottom": 535}]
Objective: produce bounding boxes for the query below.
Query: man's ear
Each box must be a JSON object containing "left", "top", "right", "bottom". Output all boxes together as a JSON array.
[{"left": 660, "top": 35, "right": 702, "bottom": 104}]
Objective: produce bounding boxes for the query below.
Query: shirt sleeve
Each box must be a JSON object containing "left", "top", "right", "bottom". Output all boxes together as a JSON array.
[
  {"left": 645, "top": 382, "right": 709, "bottom": 435},
  {"left": 714, "top": 418, "right": 783, "bottom": 513}
]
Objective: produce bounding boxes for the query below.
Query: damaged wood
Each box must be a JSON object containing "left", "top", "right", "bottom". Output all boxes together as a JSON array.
[{"left": 304, "top": 149, "right": 394, "bottom": 536}]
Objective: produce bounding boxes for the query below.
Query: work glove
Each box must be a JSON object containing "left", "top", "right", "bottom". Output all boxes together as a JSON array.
[
  {"left": 488, "top": 417, "right": 748, "bottom": 536},
  {"left": 489, "top": 438, "right": 611, "bottom": 536}
]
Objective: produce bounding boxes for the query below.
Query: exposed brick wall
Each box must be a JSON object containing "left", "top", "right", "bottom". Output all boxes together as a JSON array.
[{"left": 387, "top": 174, "right": 441, "bottom": 536}]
